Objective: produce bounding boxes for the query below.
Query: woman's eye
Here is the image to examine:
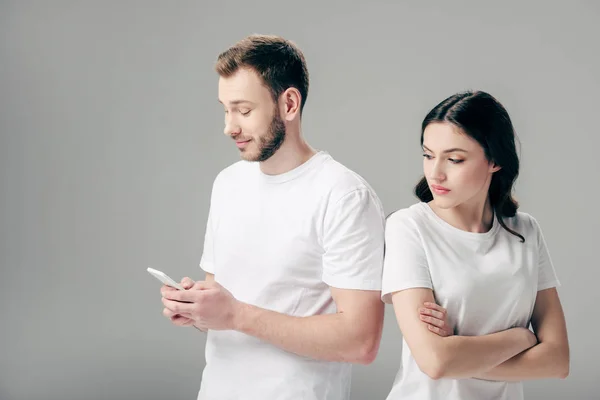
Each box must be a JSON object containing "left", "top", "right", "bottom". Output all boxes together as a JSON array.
[
  {"left": 240, "top": 110, "right": 251, "bottom": 116},
  {"left": 449, "top": 158, "right": 464, "bottom": 164},
  {"left": 422, "top": 154, "right": 433, "bottom": 159}
]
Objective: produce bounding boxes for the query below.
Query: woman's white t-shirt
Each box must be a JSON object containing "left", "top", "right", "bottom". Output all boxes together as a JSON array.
[{"left": 381, "top": 202, "right": 560, "bottom": 400}]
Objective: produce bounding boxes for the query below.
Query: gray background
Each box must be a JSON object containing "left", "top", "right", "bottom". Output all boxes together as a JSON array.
[{"left": 1, "top": 1, "right": 598, "bottom": 399}]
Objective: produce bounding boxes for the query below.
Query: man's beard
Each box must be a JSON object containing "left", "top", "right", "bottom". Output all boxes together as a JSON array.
[{"left": 252, "top": 112, "right": 286, "bottom": 162}]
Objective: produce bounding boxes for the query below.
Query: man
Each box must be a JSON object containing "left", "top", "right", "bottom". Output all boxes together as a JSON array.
[{"left": 160, "top": 34, "right": 385, "bottom": 400}]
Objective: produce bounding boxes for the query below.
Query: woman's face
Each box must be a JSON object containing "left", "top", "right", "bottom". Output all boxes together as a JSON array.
[{"left": 422, "top": 122, "right": 500, "bottom": 210}]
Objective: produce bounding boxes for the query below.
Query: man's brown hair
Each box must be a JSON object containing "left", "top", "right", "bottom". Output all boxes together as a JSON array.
[{"left": 215, "top": 34, "right": 309, "bottom": 114}]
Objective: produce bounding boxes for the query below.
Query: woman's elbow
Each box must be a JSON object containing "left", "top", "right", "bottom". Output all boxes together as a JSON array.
[
  {"left": 556, "top": 353, "right": 570, "bottom": 379},
  {"left": 422, "top": 365, "right": 444, "bottom": 380},
  {"left": 554, "top": 342, "right": 570, "bottom": 379},
  {"left": 416, "top": 351, "right": 447, "bottom": 380},
  {"left": 557, "top": 364, "right": 569, "bottom": 379},
  {"left": 544, "top": 341, "right": 569, "bottom": 379}
]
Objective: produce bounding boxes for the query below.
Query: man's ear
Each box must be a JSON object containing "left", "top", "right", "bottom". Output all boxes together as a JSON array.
[{"left": 280, "top": 87, "right": 301, "bottom": 121}]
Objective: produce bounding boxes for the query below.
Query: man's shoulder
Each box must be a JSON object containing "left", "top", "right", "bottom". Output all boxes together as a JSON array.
[{"left": 317, "top": 155, "right": 379, "bottom": 202}]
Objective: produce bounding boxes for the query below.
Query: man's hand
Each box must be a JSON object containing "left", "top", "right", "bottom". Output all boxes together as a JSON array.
[
  {"left": 162, "top": 280, "right": 241, "bottom": 331},
  {"left": 162, "top": 277, "right": 196, "bottom": 326},
  {"left": 419, "top": 301, "right": 454, "bottom": 337}
]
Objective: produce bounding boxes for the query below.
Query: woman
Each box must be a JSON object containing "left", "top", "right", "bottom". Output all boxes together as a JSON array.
[{"left": 381, "top": 91, "right": 569, "bottom": 400}]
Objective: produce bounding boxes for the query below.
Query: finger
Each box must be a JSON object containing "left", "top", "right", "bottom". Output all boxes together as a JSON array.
[
  {"left": 171, "top": 315, "right": 195, "bottom": 326},
  {"left": 161, "top": 284, "right": 177, "bottom": 292},
  {"left": 162, "top": 306, "right": 192, "bottom": 317},
  {"left": 163, "top": 307, "right": 177, "bottom": 318},
  {"left": 427, "top": 324, "right": 449, "bottom": 337},
  {"left": 423, "top": 302, "right": 447, "bottom": 314},
  {"left": 419, "top": 307, "right": 445, "bottom": 320},
  {"left": 161, "top": 287, "right": 199, "bottom": 302},
  {"left": 162, "top": 297, "right": 195, "bottom": 314},
  {"left": 420, "top": 314, "right": 446, "bottom": 329},
  {"left": 181, "top": 277, "right": 195, "bottom": 290}
]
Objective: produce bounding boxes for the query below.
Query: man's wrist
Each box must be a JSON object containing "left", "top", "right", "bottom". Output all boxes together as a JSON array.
[{"left": 232, "top": 300, "right": 251, "bottom": 332}]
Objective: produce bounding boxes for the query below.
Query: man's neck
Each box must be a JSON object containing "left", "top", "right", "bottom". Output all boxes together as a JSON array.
[{"left": 259, "top": 135, "right": 317, "bottom": 176}]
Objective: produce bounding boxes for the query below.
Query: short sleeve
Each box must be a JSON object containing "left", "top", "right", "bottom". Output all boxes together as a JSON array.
[
  {"left": 381, "top": 210, "right": 432, "bottom": 304},
  {"left": 321, "top": 188, "right": 385, "bottom": 291},
  {"left": 531, "top": 216, "right": 561, "bottom": 291}
]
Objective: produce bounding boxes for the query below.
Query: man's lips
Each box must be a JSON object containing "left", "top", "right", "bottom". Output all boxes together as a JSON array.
[{"left": 235, "top": 139, "right": 251, "bottom": 148}]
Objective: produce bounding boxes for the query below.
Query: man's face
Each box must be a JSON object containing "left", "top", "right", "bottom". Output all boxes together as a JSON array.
[{"left": 218, "top": 67, "right": 285, "bottom": 162}]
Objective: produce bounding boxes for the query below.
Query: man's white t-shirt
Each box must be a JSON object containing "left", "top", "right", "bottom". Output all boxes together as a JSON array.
[
  {"left": 197, "top": 151, "right": 385, "bottom": 400},
  {"left": 381, "top": 202, "right": 560, "bottom": 400}
]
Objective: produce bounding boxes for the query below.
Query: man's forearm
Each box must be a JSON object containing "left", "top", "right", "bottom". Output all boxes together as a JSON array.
[
  {"left": 432, "top": 328, "right": 536, "bottom": 379},
  {"left": 231, "top": 302, "right": 378, "bottom": 364},
  {"left": 474, "top": 342, "right": 570, "bottom": 381}
]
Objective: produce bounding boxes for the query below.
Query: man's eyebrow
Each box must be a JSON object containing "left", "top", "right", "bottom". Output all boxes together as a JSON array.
[{"left": 218, "top": 99, "right": 255, "bottom": 106}]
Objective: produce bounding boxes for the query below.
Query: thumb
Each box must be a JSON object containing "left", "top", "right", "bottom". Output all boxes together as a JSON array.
[{"left": 180, "top": 277, "right": 195, "bottom": 290}]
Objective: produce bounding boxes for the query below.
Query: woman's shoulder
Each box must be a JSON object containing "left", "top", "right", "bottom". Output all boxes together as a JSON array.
[
  {"left": 502, "top": 210, "right": 544, "bottom": 241},
  {"left": 385, "top": 202, "right": 429, "bottom": 229}
]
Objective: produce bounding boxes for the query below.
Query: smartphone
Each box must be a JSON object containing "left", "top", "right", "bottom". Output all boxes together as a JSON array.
[{"left": 147, "top": 267, "right": 185, "bottom": 290}]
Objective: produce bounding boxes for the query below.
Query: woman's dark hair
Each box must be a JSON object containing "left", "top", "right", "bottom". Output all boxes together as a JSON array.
[{"left": 415, "top": 90, "right": 524, "bottom": 242}]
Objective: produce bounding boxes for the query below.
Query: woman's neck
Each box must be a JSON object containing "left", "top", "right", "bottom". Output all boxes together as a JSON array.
[{"left": 430, "top": 196, "right": 495, "bottom": 233}]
